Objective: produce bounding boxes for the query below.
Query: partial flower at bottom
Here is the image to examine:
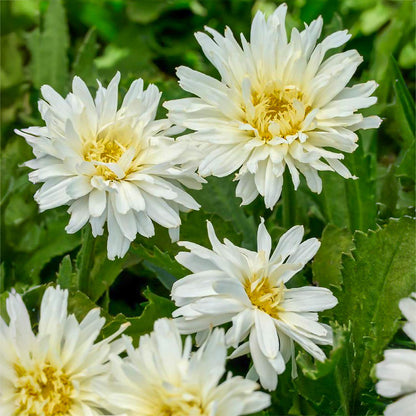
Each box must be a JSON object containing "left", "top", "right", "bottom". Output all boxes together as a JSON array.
[
  {"left": 17, "top": 73, "right": 203, "bottom": 260},
  {"left": 0, "top": 286, "right": 128, "bottom": 416},
  {"left": 375, "top": 292, "right": 416, "bottom": 416},
  {"left": 171, "top": 219, "right": 338, "bottom": 390},
  {"left": 108, "top": 318, "right": 270, "bottom": 415}
]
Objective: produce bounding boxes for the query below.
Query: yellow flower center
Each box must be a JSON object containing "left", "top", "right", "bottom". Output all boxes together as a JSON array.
[
  {"left": 83, "top": 134, "right": 126, "bottom": 180},
  {"left": 244, "top": 85, "right": 311, "bottom": 142},
  {"left": 156, "top": 392, "right": 206, "bottom": 416},
  {"left": 14, "top": 363, "right": 74, "bottom": 416},
  {"left": 244, "top": 276, "right": 285, "bottom": 318}
]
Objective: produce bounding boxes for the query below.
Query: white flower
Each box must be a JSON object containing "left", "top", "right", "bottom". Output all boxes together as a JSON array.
[
  {"left": 164, "top": 4, "right": 381, "bottom": 209},
  {"left": 376, "top": 293, "right": 416, "bottom": 416},
  {"left": 17, "top": 73, "right": 204, "bottom": 260},
  {"left": 0, "top": 286, "right": 128, "bottom": 416},
  {"left": 108, "top": 318, "right": 270, "bottom": 415},
  {"left": 171, "top": 219, "right": 338, "bottom": 390}
]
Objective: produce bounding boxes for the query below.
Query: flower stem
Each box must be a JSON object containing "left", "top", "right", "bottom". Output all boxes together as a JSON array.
[
  {"left": 77, "top": 224, "right": 96, "bottom": 296},
  {"left": 282, "top": 170, "right": 296, "bottom": 229}
]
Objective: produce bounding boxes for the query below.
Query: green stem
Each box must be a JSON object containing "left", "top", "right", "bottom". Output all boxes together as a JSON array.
[
  {"left": 282, "top": 170, "right": 296, "bottom": 229},
  {"left": 77, "top": 224, "right": 96, "bottom": 296}
]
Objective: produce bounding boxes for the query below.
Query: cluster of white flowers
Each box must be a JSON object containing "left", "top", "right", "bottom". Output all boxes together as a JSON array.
[
  {"left": 0, "top": 287, "right": 270, "bottom": 416},
  {"left": 19, "top": 4, "right": 380, "bottom": 258},
  {"left": 11, "top": 3, "right": 403, "bottom": 415}
]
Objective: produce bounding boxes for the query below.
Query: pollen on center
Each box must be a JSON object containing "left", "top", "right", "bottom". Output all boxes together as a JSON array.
[
  {"left": 244, "top": 276, "right": 285, "bottom": 318},
  {"left": 14, "top": 362, "right": 74, "bottom": 416},
  {"left": 244, "top": 85, "right": 311, "bottom": 142}
]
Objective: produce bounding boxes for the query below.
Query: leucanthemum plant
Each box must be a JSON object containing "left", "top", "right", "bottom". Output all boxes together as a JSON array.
[
  {"left": 171, "top": 219, "right": 338, "bottom": 390},
  {"left": 108, "top": 318, "right": 270, "bottom": 415},
  {"left": 375, "top": 293, "right": 416, "bottom": 416},
  {"left": 0, "top": 286, "right": 128, "bottom": 416},
  {"left": 165, "top": 3, "right": 382, "bottom": 208},
  {"left": 17, "top": 73, "right": 204, "bottom": 260}
]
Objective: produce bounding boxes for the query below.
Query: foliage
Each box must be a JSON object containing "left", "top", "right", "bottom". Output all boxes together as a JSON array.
[{"left": 1, "top": 0, "right": 415, "bottom": 415}]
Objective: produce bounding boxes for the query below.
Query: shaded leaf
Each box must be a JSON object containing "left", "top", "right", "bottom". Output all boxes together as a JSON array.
[
  {"left": 102, "top": 287, "right": 175, "bottom": 345},
  {"left": 72, "top": 27, "right": 99, "bottom": 85},
  {"left": 21, "top": 211, "right": 81, "bottom": 282},
  {"left": 26, "top": 0, "right": 69, "bottom": 93},
  {"left": 312, "top": 225, "right": 354, "bottom": 290},
  {"left": 189, "top": 176, "right": 257, "bottom": 249},
  {"left": 391, "top": 56, "right": 415, "bottom": 143},
  {"left": 130, "top": 243, "right": 188, "bottom": 289},
  {"left": 56, "top": 255, "right": 75, "bottom": 289}
]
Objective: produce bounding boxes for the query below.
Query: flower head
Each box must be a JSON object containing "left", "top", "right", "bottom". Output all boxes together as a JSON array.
[
  {"left": 108, "top": 318, "right": 270, "bottom": 415},
  {"left": 165, "top": 4, "right": 381, "bottom": 208},
  {"left": 0, "top": 286, "right": 128, "bottom": 415},
  {"left": 171, "top": 219, "right": 338, "bottom": 390},
  {"left": 17, "top": 73, "right": 203, "bottom": 259},
  {"left": 376, "top": 293, "right": 416, "bottom": 416}
]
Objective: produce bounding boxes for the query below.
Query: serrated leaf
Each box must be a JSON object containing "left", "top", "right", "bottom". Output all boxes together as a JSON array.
[
  {"left": 72, "top": 27, "right": 98, "bottom": 85},
  {"left": 334, "top": 217, "right": 416, "bottom": 410},
  {"left": 26, "top": 0, "right": 69, "bottom": 93},
  {"left": 101, "top": 287, "right": 175, "bottom": 345},
  {"left": 313, "top": 225, "right": 354, "bottom": 290},
  {"left": 189, "top": 176, "right": 257, "bottom": 249}
]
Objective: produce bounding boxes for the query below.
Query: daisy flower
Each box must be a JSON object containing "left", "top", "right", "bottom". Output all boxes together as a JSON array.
[
  {"left": 108, "top": 318, "right": 270, "bottom": 415},
  {"left": 0, "top": 286, "right": 128, "bottom": 415},
  {"left": 17, "top": 73, "right": 203, "bottom": 260},
  {"left": 375, "top": 293, "right": 416, "bottom": 416},
  {"left": 164, "top": 4, "right": 381, "bottom": 209},
  {"left": 171, "top": 219, "right": 338, "bottom": 390}
]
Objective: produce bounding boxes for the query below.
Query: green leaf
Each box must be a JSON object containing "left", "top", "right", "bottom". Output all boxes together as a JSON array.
[
  {"left": 86, "top": 238, "right": 127, "bottom": 302},
  {"left": 318, "top": 144, "right": 377, "bottom": 232},
  {"left": 391, "top": 57, "right": 416, "bottom": 182},
  {"left": 56, "top": 255, "right": 76, "bottom": 289},
  {"left": 378, "top": 165, "right": 400, "bottom": 217},
  {"left": 67, "top": 290, "right": 110, "bottom": 321},
  {"left": 0, "top": 33, "right": 24, "bottom": 89},
  {"left": 391, "top": 56, "right": 415, "bottom": 143},
  {"left": 26, "top": 0, "right": 69, "bottom": 93},
  {"left": 20, "top": 211, "right": 81, "bottom": 282},
  {"left": 334, "top": 217, "right": 416, "bottom": 410},
  {"left": 189, "top": 176, "right": 257, "bottom": 249},
  {"left": 312, "top": 225, "right": 354, "bottom": 291},
  {"left": 396, "top": 145, "right": 416, "bottom": 182},
  {"left": 294, "top": 323, "right": 354, "bottom": 415},
  {"left": 75, "top": 225, "right": 96, "bottom": 294},
  {"left": 72, "top": 27, "right": 98, "bottom": 85},
  {"left": 102, "top": 287, "right": 175, "bottom": 345},
  {"left": 130, "top": 243, "right": 188, "bottom": 289}
]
